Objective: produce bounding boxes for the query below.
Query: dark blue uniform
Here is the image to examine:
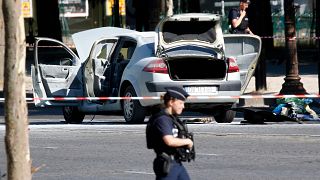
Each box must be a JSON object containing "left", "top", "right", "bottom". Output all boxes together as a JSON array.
[
  {"left": 147, "top": 110, "right": 191, "bottom": 180},
  {"left": 228, "top": 8, "right": 250, "bottom": 34}
]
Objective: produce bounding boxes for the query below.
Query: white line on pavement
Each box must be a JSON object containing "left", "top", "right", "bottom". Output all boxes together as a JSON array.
[
  {"left": 197, "top": 153, "right": 220, "bottom": 156},
  {"left": 123, "top": 170, "right": 153, "bottom": 175}
]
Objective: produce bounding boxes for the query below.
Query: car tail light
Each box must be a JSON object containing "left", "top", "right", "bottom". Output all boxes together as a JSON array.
[
  {"left": 227, "top": 57, "right": 239, "bottom": 73},
  {"left": 143, "top": 58, "right": 168, "bottom": 74}
]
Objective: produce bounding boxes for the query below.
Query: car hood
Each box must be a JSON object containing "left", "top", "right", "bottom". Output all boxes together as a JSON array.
[
  {"left": 72, "top": 27, "right": 136, "bottom": 61},
  {"left": 155, "top": 13, "right": 224, "bottom": 56}
]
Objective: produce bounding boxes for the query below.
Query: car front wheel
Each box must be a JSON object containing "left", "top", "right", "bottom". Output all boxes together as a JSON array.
[
  {"left": 62, "top": 106, "right": 85, "bottom": 124},
  {"left": 122, "top": 86, "right": 146, "bottom": 124}
]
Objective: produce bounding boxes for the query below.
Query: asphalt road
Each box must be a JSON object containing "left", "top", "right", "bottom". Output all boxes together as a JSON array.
[{"left": 1, "top": 107, "right": 320, "bottom": 180}]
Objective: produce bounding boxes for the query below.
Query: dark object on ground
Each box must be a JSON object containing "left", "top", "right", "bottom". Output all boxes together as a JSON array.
[{"left": 232, "top": 107, "right": 302, "bottom": 124}]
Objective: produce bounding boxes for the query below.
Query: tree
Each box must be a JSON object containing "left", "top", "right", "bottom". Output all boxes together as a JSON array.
[
  {"left": 36, "top": 0, "right": 62, "bottom": 41},
  {"left": 248, "top": 0, "right": 273, "bottom": 92},
  {"left": 133, "top": 0, "right": 151, "bottom": 31},
  {"left": 3, "top": 0, "right": 31, "bottom": 179},
  {"left": 317, "top": 0, "right": 320, "bottom": 48},
  {"left": 316, "top": 0, "right": 320, "bottom": 93},
  {"left": 0, "top": 0, "right": 4, "bottom": 87},
  {"left": 113, "top": 0, "right": 120, "bottom": 27},
  {"left": 185, "top": 0, "right": 200, "bottom": 13},
  {"left": 149, "top": 0, "right": 162, "bottom": 30}
]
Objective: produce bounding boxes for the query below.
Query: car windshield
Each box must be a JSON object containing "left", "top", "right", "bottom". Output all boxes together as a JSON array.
[{"left": 162, "top": 21, "right": 217, "bottom": 44}]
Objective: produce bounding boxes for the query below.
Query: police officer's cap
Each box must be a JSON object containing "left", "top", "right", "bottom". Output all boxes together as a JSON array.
[{"left": 165, "top": 87, "right": 189, "bottom": 101}]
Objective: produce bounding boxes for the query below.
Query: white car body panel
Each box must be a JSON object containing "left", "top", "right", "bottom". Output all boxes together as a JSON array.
[
  {"left": 72, "top": 27, "right": 136, "bottom": 62},
  {"left": 224, "top": 34, "right": 262, "bottom": 92}
]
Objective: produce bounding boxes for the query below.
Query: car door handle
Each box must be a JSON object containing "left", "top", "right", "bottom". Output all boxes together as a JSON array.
[
  {"left": 45, "top": 75, "right": 55, "bottom": 78},
  {"left": 62, "top": 68, "right": 68, "bottom": 71}
]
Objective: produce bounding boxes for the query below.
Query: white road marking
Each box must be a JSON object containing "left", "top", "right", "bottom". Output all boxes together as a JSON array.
[
  {"left": 43, "top": 147, "right": 59, "bottom": 149},
  {"left": 197, "top": 153, "right": 220, "bottom": 156},
  {"left": 123, "top": 170, "right": 153, "bottom": 175}
]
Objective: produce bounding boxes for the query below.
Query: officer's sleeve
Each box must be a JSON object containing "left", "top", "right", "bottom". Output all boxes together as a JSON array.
[
  {"left": 154, "top": 117, "right": 173, "bottom": 137},
  {"left": 229, "top": 9, "right": 238, "bottom": 21}
]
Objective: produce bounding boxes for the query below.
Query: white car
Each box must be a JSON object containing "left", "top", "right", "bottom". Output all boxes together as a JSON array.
[{"left": 31, "top": 13, "right": 261, "bottom": 123}]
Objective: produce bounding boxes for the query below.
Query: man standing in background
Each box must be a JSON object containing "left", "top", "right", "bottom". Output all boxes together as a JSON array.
[{"left": 228, "top": 0, "right": 253, "bottom": 34}]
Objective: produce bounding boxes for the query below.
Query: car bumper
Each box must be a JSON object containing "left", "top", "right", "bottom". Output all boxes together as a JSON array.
[
  {"left": 146, "top": 81, "right": 240, "bottom": 92},
  {"left": 142, "top": 80, "right": 241, "bottom": 106}
]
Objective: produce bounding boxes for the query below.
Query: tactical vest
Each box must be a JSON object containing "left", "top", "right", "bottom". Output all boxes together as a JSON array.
[
  {"left": 146, "top": 111, "right": 195, "bottom": 161},
  {"left": 146, "top": 110, "right": 169, "bottom": 149}
]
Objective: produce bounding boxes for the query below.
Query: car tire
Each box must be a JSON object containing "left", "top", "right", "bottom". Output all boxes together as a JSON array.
[
  {"left": 122, "top": 86, "right": 146, "bottom": 124},
  {"left": 214, "top": 106, "right": 236, "bottom": 123},
  {"left": 62, "top": 106, "right": 85, "bottom": 124}
]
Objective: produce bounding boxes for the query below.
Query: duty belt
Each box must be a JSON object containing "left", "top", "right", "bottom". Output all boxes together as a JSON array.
[{"left": 157, "top": 153, "right": 178, "bottom": 161}]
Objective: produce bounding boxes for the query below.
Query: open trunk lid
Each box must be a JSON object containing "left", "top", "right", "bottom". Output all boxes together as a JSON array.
[{"left": 155, "top": 13, "right": 224, "bottom": 56}]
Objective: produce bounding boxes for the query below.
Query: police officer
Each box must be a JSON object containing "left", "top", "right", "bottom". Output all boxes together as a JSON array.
[
  {"left": 228, "top": 0, "right": 253, "bottom": 35},
  {"left": 146, "top": 87, "right": 194, "bottom": 180}
]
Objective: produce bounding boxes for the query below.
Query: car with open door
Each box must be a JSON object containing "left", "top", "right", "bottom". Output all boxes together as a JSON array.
[{"left": 31, "top": 13, "right": 261, "bottom": 124}]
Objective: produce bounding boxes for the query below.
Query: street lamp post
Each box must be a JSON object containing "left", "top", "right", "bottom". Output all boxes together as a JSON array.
[{"left": 279, "top": 0, "right": 307, "bottom": 95}]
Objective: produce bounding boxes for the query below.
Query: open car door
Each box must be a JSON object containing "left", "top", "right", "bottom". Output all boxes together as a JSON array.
[
  {"left": 224, "top": 34, "right": 262, "bottom": 93},
  {"left": 83, "top": 38, "right": 118, "bottom": 98},
  {"left": 31, "top": 38, "right": 83, "bottom": 107}
]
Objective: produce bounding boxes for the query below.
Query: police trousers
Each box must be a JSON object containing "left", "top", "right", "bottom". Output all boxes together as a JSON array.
[{"left": 153, "top": 156, "right": 190, "bottom": 180}]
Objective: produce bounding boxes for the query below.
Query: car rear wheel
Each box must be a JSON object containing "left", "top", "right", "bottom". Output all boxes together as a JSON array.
[
  {"left": 214, "top": 106, "right": 236, "bottom": 123},
  {"left": 122, "top": 86, "right": 146, "bottom": 124},
  {"left": 62, "top": 106, "right": 85, "bottom": 124}
]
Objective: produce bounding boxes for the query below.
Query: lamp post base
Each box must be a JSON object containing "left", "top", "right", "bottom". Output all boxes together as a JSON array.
[{"left": 279, "top": 77, "right": 307, "bottom": 95}]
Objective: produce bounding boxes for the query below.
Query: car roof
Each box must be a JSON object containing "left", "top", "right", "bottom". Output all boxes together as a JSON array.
[{"left": 72, "top": 27, "right": 155, "bottom": 61}]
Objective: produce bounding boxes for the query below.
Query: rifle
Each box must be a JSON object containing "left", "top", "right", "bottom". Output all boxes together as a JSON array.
[{"left": 172, "top": 117, "right": 196, "bottom": 162}]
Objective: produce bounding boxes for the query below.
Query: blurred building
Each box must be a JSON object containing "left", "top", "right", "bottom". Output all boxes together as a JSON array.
[{"left": 23, "top": 0, "right": 316, "bottom": 46}]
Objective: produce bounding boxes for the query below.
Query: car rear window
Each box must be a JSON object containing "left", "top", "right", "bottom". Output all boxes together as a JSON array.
[{"left": 162, "top": 21, "right": 218, "bottom": 44}]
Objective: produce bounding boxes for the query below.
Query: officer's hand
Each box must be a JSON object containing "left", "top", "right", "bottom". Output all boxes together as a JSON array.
[
  {"left": 240, "top": 10, "right": 246, "bottom": 17},
  {"left": 186, "top": 139, "right": 193, "bottom": 149}
]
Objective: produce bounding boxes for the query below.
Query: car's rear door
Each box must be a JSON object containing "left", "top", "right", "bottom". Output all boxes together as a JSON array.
[
  {"left": 224, "top": 34, "right": 262, "bottom": 93},
  {"left": 31, "top": 38, "right": 83, "bottom": 106}
]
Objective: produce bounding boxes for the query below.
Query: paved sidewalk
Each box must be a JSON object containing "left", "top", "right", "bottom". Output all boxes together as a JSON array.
[
  {"left": 245, "top": 75, "right": 318, "bottom": 95},
  {"left": 241, "top": 74, "right": 318, "bottom": 107},
  {"left": 245, "top": 61, "right": 318, "bottom": 95},
  {"left": 242, "top": 61, "right": 318, "bottom": 107}
]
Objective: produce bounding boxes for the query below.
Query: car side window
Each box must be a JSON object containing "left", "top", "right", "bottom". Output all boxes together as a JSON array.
[
  {"left": 117, "top": 40, "right": 137, "bottom": 62},
  {"left": 37, "top": 40, "right": 75, "bottom": 66},
  {"left": 93, "top": 40, "right": 116, "bottom": 65}
]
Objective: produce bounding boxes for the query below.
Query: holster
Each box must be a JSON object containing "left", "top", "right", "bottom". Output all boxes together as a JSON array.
[{"left": 153, "top": 152, "right": 172, "bottom": 176}]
